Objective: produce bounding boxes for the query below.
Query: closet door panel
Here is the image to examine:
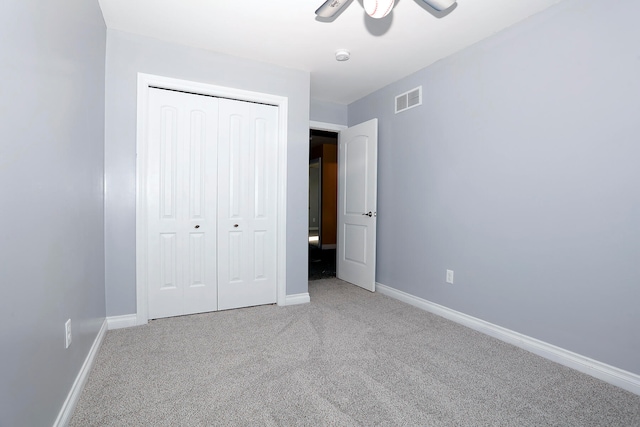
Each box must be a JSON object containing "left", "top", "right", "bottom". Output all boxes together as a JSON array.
[{"left": 217, "top": 100, "right": 278, "bottom": 310}]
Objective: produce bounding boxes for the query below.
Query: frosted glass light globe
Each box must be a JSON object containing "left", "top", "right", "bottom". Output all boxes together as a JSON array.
[{"left": 363, "top": 0, "right": 395, "bottom": 19}]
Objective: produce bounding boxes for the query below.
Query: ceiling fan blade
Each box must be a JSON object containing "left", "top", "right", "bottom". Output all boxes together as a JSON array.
[
  {"left": 421, "top": 0, "right": 456, "bottom": 12},
  {"left": 315, "top": 0, "right": 350, "bottom": 18}
]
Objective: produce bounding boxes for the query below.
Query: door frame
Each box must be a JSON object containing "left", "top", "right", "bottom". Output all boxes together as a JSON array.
[
  {"left": 310, "top": 121, "right": 347, "bottom": 133},
  {"left": 136, "top": 73, "right": 289, "bottom": 325}
]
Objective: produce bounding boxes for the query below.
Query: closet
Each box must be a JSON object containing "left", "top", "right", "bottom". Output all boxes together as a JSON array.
[{"left": 145, "top": 87, "right": 278, "bottom": 319}]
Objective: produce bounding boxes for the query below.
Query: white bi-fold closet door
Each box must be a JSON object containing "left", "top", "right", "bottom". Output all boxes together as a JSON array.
[{"left": 146, "top": 87, "right": 278, "bottom": 320}]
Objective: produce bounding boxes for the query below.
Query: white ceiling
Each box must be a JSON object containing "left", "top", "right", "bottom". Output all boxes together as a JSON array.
[{"left": 98, "top": 0, "right": 564, "bottom": 105}]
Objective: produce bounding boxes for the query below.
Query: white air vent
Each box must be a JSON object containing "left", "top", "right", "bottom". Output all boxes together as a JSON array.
[{"left": 395, "top": 86, "right": 422, "bottom": 114}]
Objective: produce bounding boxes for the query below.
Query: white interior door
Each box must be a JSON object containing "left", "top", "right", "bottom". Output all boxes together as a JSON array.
[
  {"left": 337, "top": 118, "right": 378, "bottom": 291},
  {"left": 145, "top": 89, "right": 278, "bottom": 318},
  {"left": 146, "top": 88, "right": 219, "bottom": 319},
  {"left": 217, "top": 99, "right": 278, "bottom": 310}
]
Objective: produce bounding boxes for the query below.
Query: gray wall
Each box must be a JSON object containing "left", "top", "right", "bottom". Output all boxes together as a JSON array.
[
  {"left": 310, "top": 98, "right": 348, "bottom": 125},
  {"left": 349, "top": 0, "right": 640, "bottom": 375},
  {"left": 0, "top": 1, "right": 106, "bottom": 425},
  {"left": 104, "top": 30, "right": 311, "bottom": 316}
]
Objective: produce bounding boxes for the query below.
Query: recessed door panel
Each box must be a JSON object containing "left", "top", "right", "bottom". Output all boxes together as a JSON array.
[
  {"left": 189, "top": 111, "right": 206, "bottom": 219},
  {"left": 159, "top": 233, "right": 177, "bottom": 289},
  {"left": 228, "top": 115, "right": 242, "bottom": 219},
  {"left": 254, "top": 119, "right": 267, "bottom": 219},
  {"left": 228, "top": 231, "right": 243, "bottom": 282},
  {"left": 344, "top": 224, "right": 367, "bottom": 265},
  {"left": 160, "top": 107, "right": 177, "bottom": 219},
  {"left": 189, "top": 232, "right": 205, "bottom": 288},
  {"left": 345, "top": 136, "right": 367, "bottom": 215},
  {"left": 254, "top": 231, "right": 266, "bottom": 280}
]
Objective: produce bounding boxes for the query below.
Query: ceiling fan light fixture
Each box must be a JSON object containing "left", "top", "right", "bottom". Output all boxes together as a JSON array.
[
  {"left": 421, "top": 0, "right": 456, "bottom": 12},
  {"left": 363, "top": 0, "right": 395, "bottom": 19}
]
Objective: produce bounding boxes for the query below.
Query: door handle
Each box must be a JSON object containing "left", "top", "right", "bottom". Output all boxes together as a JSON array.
[
  {"left": 194, "top": 225, "right": 200, "bottom": 229},
  {"left": 234, "top": 224, "right": 239, "bottom": 228},
  {"left": 362, "top": 211, "right": 372, "bottom": 217}
]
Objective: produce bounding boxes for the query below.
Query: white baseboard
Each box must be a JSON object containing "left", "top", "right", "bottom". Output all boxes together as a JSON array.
[
  {"left": 376, "top": 282, "right": 640, "bottom": 396},
  {"left": 107, "top": 314, "right": 138, "bottom": 330},
  {"left": 53, "top": 318, "right": 107, "bottom": 427},
  {"left": 285, "top": 293, "right": 311, "bottom": 306}
]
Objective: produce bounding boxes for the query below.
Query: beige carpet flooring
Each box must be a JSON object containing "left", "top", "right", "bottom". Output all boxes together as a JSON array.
[{"left": 70, "top": 278, "right": 640, "bottom": 426}]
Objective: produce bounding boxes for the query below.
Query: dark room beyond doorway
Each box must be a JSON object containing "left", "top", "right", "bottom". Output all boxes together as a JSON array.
[{"left": 309, "top": 129, "right": 338, "bottom": 280}]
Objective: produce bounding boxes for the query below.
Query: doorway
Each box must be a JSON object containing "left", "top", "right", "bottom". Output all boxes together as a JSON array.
[
  {"left": 308, "top": 119, "right": 379, "bottom": 291},
  {"left": 308, "top": 128, "right": 338, "bottom": 280}
]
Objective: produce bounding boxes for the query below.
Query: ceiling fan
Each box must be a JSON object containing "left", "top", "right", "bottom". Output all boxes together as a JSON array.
[{"left": 316, "top": 0, "right": 456, "bottom": 19}]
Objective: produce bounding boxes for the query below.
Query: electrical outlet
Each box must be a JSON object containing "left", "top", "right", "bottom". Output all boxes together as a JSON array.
[
  {"left": 446, "top": 269, "right": 454, "bottom": 284},
  {"left": 65, "top": 319, "right": 72, "bottom": 349}
]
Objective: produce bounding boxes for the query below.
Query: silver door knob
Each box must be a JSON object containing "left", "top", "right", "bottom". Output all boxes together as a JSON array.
[{"left": 362, "top": 211, "right": 372, "bottom": 217}]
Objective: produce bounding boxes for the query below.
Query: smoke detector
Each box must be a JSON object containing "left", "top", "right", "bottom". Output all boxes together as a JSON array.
[{"left": 335, "top": 49, "right": 350, "bottom": 62}]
